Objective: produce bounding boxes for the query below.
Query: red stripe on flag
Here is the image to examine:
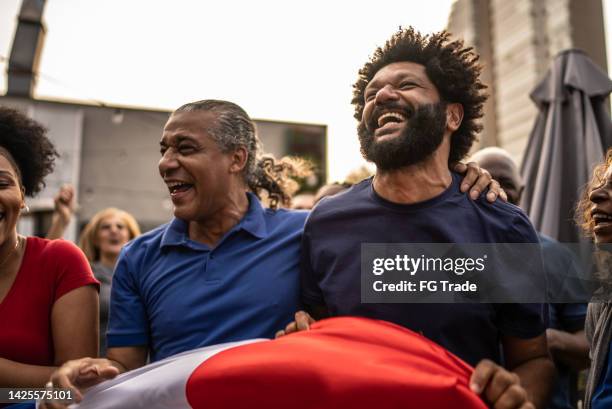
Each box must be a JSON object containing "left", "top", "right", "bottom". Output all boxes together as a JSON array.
[{"left": 186, "top": 317, "right": 486, "bottom": 409}]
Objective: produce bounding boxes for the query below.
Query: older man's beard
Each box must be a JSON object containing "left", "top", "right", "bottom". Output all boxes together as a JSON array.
[{"left": 358, "top": 102, "right": 447, "bottom": 171}]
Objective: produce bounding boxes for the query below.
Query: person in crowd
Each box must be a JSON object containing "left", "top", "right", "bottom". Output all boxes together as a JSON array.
[
  {"left": 43, "top": 185, "right": 141, "bottom": 356},
  {"left": 42, "top": 98, "right": 501, "bottom": 408},
  {"left": 313, "top": 182, "right": 351, "bottom": 204},
  {"left": 471, "top": 146, "right": 589, "bottom": 409},
  {"left": 290, "top": 193, "right": 315, "bottom": 210},
  {"left": 281, "top": 27, "right": 554, "bottom": 409},
  {"left": 46, "top": 184, "right": 76, "bottom": 240},
  {"left": 79, "top": 208, "right": 141, "bottom": 355},
  {"left": 579, "top": 148, "right": 612, "bottom": 409},
  {"left": 0, "top": 107, "right": 99, "bottom": 391}
]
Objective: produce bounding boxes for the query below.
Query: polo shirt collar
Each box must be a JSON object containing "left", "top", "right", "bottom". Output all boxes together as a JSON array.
[
  {"left": 160, "top": 192, "right": 267, "bottom": 248},
  {"left": 239, "top": 192, "right": 268, "bottom": 239}
]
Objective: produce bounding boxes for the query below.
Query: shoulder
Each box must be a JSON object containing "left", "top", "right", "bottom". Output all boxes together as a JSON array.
[
  {"left": 122, "top": 222, "right": 168, "bottom": 255},
  {"left": 34, "top": 237, "right": 89, "bottom": 263},
  {"left": 264, "top": 207, "right": 309, "bottom": 226},
  {"left": 308, "top": 178, "right": 371, "bottom": 224},
  {"left": 257, "top": 208, "right": 308, "bottom": 240},
  {"left": 25, "top": 237, "right": 98, "bottom": 298},
  {"left": 114, "top": 223, "right": 170, "bottom": 277},
  {"left": 469, "top": 196, "right": 539, "bottom": 242}
]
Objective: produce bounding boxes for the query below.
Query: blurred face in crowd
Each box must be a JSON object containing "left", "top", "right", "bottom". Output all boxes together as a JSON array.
[
  {"left": 159, "top": 111, "right": 235, "bottom": 222},
  {"left": 0, "top": 151, "right": 24, "bottom": 247},
  {"left": 359, "top": 61, "right": 448, "bottom": 171},
  {"left": 96, "top": 214, "right": 130, "bottom": 259},
  {"left": 589, "top": 164, "right": 612, "bottom": 244},
  {"left": 473, "top": 153, "right": 523, "bottom": 206},
  {"left": 291, "top": 194, "right": 315, "bottom": 210}
]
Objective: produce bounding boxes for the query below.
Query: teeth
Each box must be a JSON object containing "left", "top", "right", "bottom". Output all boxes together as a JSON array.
[
  {"left": 593, "top": 213, "right": 612, "bottom": 222},
  {"left": 377, "top": 112, "right": 406, "bottom": 128}
]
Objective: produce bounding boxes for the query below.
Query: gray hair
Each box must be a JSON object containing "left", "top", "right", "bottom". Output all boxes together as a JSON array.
[
  {"left": 175, "top": 99, "right": 261, "bottom": 183},
  {"left": 174, "top": 100, "right": 312, "bottom": 209}
]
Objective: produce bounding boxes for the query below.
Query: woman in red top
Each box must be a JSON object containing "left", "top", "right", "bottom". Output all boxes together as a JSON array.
[{"left": 0, "top": 106, "right": 99, "bottom": 389}]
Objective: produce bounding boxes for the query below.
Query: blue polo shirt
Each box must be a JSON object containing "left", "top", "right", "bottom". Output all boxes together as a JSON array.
[{"left": 107, "top": 193, "right": 307, "bottom": 362}]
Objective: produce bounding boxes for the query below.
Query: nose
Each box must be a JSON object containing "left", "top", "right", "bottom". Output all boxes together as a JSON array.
[
  {"left": 158, "top": 147, "right": 178, "bottom": 177},
  {"left": 590, "top": 184, "right": 609, "bottom": 204},
  {"left": 375, "top": 84, "right": 399, "bottom": 105}
]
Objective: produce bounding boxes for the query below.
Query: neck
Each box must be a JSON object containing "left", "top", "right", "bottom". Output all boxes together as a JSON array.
[
  {"left": 373, "top": 141, "right": 452, "bottom": 204},
  {"left": 99, "top": 252, "right": 118, "bottom": 270},
  {"left": 188, "top": 189, "right": 250, "bottom": 247},
  {"left": 0, "top": 231, "right": 20, "bottom": 273}
]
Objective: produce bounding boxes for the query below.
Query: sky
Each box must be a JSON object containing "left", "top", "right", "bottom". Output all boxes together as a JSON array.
[{"left": 0, "top": 0, "right": 611, "bottom": 182}]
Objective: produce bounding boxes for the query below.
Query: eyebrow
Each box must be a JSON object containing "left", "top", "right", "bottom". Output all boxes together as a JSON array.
[{"left": 160, "top": 135, "right": 197, "bottom": 146}]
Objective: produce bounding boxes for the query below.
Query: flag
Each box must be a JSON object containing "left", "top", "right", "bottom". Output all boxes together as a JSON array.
[{"left": 64, "top": 317, "right": 486, "bottom": 409}]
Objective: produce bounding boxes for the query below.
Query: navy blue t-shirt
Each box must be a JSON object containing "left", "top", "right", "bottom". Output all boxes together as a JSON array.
[
  {"left": 301, "top": 173, "right": 545, "bottom": 366},
  {"left": 539, "top": 234, "right": 587, "bottom": 409}
]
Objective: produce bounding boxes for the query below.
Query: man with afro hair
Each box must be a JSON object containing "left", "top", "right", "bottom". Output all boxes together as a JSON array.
[{"left": 283, "top": 27, "right": 555, "bottom": 409}]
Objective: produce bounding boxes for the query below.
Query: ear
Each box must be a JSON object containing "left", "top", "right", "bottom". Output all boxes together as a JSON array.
[
  {"left": 446, "top": 103, "right": 464, "bottom": 132},
  {"left": 229, "top": 146, "right": 249, "bottom": 174},
  {"left": 19, "top": 185, "right": 26, "bottom": 208}
]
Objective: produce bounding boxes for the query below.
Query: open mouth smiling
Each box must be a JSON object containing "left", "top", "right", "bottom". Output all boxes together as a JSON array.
[
  {"left": 592, "top": 210, "right": 612, "bottom": 230},
  {"left": 166, "top": 181, "right": 194, "bottom": 198},
  {"left": 377, "top": 111, "right": 407, "bottom": 128},
  {"left": 370, "top": 109, "right": 409, "bottom": 138}
]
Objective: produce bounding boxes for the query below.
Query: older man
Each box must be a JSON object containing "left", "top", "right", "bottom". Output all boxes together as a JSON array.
[
  {"left": 42, "top": 98, "right": 497, "bottom": 407},
  {"left": 283, "top": 28, "right": 555, "bottom": 409}
]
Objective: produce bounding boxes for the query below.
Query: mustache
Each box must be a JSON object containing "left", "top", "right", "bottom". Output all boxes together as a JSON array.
[{"left": 367, "top": 102, "right": 415, "bottom": 130}]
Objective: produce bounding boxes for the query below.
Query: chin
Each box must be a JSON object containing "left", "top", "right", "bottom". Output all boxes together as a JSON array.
[{"left": 173, "top": 207, "right": 198, "bottom": 222}]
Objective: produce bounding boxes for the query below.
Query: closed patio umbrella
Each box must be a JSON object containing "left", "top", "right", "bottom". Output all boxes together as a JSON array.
[{"left": 520, "top": 49, "right": 612, "bottom": 243}]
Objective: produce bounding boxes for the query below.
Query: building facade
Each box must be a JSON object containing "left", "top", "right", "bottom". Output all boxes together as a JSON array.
[
  {"left": 447, "top": 0, "right": 608, "bottom": 163},
  {"left": 1, "top": 96, "right": 326, "bottom": 240}
]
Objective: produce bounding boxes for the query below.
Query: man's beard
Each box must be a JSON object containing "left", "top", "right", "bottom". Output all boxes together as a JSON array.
[{"left": 358, "top": 102, "right": 447, "bottom": 171}]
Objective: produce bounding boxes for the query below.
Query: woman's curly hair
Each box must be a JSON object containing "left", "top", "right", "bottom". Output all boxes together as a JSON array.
[
  {"left": 576, "top": 148, "right": 612, "bottom": 237},
  {"left": 175, "top": 100, "right": 312, "bottom": 209},
  {"left": 0, "top": 106, "right": 58, "bottom": 196},
  {"left": 351, "top": 27, "right": 488, "bottom": 164}
]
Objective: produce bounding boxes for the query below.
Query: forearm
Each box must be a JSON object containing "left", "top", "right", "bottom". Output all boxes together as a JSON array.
[
  {"left": 547, "top": 329, "right": 590, "bottom": 370},
  {"left": 304, "top": 302, "right": 330, "bottom": 321},
  {"left": 512, "top": 356, "right": 556, "bottom": 409},
  {"left": 46, "top": 214, "right": 69, "bottom": 240},
  {"left": 106, "top": 346, "right": 148, "bottom": 372},
  {"left": 0, "top": 358, "right": 56, "bottom": 387}
]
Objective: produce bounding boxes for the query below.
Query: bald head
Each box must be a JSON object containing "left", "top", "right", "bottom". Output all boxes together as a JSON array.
[{"left": 470, "top": 147, "right": 523, "bottom": 205}]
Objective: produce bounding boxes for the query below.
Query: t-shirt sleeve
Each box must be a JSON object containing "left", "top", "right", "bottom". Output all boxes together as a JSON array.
[
  {"left": 49, "top": 240, "right": 99, "bottom": 302},
  {"left": 494, "top": 303, "right": 546, "bottom": 338},
  {"left": 300, "top": 221, "right": 325, "bottom": 307},
  {"left": 107, "top": 247, "right": 150, "bottom": 348},
  {"left": 508, "top": 210, "right": 540, "bottom": 244},
  {"left": 495, "top": 210, "right": 546, "bottom": 338},
  {"left": 556, "top": 303, "right": 588, "bottom": 333}
]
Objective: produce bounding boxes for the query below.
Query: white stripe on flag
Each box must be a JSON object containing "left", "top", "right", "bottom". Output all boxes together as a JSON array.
[{"left": 37, "top": 339, "right": 265, "bottom": 409}]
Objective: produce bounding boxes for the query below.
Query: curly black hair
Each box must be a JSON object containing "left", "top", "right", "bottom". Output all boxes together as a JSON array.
[
  {"left": 351, "top": 27, "right": 488, "bottom": 164},
  {"left": 0, "top": 106, "right": 58, "bottom": 196}
]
